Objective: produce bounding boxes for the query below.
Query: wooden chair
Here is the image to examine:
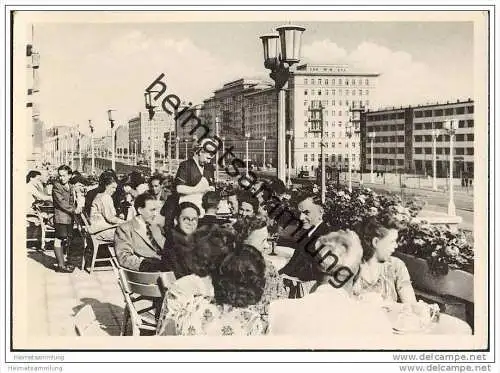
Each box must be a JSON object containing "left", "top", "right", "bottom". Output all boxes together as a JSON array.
[
  {"left": 78, "top": 213, "right": 115, "bottom": 274},
  {"left": 31, "top": 203, "right": 56, "bottom": 251},
  {"left": 117, "top": 268, "right": 176, "bottom": 336}
]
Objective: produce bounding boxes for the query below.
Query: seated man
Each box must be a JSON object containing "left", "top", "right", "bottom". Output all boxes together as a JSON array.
[
  {"left": 115, "top": 192, "right": 165, "bottom": 272},
  {"left": 278, "top": 194, "right": 331, "bottom": 283},
  {"left": 268, "top": 230, "right": 393, "bottom": 335},
  {"left": 149, "top": 174, "right": 170, "bottom": 203},
  {"left": 197, "top": 191, "right": 231, "bottom": 228}
]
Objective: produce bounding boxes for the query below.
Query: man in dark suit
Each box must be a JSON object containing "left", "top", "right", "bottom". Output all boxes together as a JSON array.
[
  {"left": 278, "top": 194, "right": 331, "bottom": 283},
  {"left": 115, "top": 192, "right": 165, "bottom": 272},
  {"left": 198, "top": 191, "right": 231, "bottom": 228}
]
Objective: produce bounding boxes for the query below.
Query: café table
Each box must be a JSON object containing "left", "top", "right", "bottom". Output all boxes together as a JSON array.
[{"left": 384, "top": 302, "right": 472, "bottom": 335}]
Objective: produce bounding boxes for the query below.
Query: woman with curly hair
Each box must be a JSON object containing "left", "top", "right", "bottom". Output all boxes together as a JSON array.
[
  {"left": 352, "top": 215, "right": 417, "bottom": 304},
  {"left": 232, "top": 216, "right": 288, "bottom": 319},
  {"left": 157, "top": 242, "right": 266, "bottom": 336}
]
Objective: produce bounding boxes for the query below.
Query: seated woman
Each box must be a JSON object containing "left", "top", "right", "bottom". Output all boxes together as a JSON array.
[
  {"left": 352, "top": 215, "right": 417, "bottom": 304},
  {"left": 157, "top": 243, "right": 266, "bottom": 336},
  {"left": 232, "top": 216, "right": 288, "bottom": 317},
  {"left": 89, "top": 173, "right": 126, "bottom": 242},
  {"left": 161, "top": 201, "right": 200, "bottom": 279}
]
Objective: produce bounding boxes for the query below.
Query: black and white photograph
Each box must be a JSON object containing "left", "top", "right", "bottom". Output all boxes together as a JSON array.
[{"left": 3, "top": 4, "right": 496, "bottom": 368}]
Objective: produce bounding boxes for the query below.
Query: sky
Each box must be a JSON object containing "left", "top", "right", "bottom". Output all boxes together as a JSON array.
[{"left": 32, "top": 20, "right": 474, "bottom": 136}]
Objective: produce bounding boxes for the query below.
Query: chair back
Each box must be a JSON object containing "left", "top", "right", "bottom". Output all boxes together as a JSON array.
[{"left": 118, "top": 267, "right": 176, "bottom": 298}]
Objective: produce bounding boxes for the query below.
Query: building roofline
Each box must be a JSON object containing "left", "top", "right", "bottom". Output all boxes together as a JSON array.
[{"left": 366, "top": 98, "right": 474, "bottom": 114}]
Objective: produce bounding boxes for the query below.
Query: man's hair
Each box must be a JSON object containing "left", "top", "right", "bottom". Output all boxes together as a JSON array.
[
  {"left": 134, "top": 192, "right": 156, "bottom": 211},
  {"left": 26, "top": 170, "right": 41, "bottom": 183},
  {"left": 202, "top": 191, "right": 221, "bottom": 211},
  {"left": 57, "top": 165, "right": 72, "bottom": 174},
  {"left": 174, "top": 201, "right": 201, "bottom": 218},
  {"left": 149, "top": 174, "right": 163, "bottom": 185},
  {"left": 238, "top": 191, "right": 260, "bottom": 214}
]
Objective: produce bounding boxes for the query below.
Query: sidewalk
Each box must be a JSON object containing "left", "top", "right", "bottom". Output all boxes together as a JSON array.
[{"left": 26, "top": 246, "right": 124, "bottom": 336}]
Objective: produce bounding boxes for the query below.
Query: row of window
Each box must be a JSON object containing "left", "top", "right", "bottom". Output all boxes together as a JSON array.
[
  {"left": 303, "top": 78, "right": 371, "bottom": 86},
  {"left": 372, "top": 148, "right": 405, "bottom": 154},
  {"left": 304, "top": 100, "right": 369, "bottom": 109},
  {"left": 414, "top": 147, "right": 474, "bottom": 155},
  {"left": 414, "top": 134, "right": 474, "bottom": 142},
  {"left": 414, "top": 106, "right": 474, "bottom": 117},
  {"left": 367, "top": 120, "right": 475, "bottom": 134},
  {"left": 366, "top": 106, "right": 474, "bottom": 121},
  {"left": 368, "top": 124, "right": 405, "bottom": 132},
  {"left": 366, "top": 158, "right": 405, "bottom": 166},
  {"left": 303, "top": 141, "right": 357, "bottom": 148},
  {"left": 304, "top": 153, "right": 357, "bottom": 162},
  {"left": 304, "top": 89, "right": 370, "bottom": 97},
  {"left": 370, "top": 136, "right": 405, "bottom": 143}
]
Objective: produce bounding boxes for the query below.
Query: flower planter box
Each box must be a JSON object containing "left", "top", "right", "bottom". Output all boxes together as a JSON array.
[{"left": 393, "top": 251, "right": 474, "bottom": 303}]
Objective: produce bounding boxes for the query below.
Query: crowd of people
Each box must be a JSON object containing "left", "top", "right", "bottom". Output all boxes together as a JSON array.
[{"left": 26, "top": 137, "right": 452, "bottom": 336}]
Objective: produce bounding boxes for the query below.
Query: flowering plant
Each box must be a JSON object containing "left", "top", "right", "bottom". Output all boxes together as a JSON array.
[{"left": 292, "top": 182, "right": 474, "bottom": 275}]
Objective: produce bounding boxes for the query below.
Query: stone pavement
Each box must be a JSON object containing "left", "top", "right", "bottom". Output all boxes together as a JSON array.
[{"left": 26, "top": 244, "right": 125, "bottom": 337}]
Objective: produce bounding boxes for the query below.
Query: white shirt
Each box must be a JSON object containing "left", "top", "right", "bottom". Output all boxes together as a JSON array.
[
  {"left": 307, "top": 219, "right": 324, "bottom": 237},
  {"left": 268, "top": 284, "right": 393, "bottom": 335}
]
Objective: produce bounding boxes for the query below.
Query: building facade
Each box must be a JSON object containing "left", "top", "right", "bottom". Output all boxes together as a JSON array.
[
  {"left": 200, "top": 78, "right": 276, "bottom": 166},
  {"left": 289, "top": 64, "right": 380, "bottom": 174},
  {"left": 128, "top": 109, "right": 175, "bottom": 162},
  {"left": 360, "top": 99, "right": 475, "bottom": 178}
]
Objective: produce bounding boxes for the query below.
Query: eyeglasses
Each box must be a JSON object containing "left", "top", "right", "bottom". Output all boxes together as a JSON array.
[{"left": 180, "top": 216, "right": 198, "bottom": 223}]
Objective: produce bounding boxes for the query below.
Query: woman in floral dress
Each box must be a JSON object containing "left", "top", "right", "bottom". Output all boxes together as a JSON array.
[
  {"left": 352, "top": 216, "right": 417, "bottom": 304},
  {"left": 157, "top": 241, "right": 266, "bottom": 336}
]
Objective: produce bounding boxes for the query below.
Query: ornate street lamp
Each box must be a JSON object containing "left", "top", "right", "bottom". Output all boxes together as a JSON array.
[
  {"left": 349, "top": 105, "right": 364, "bottom": 184},
  {"left": 262, "top": 136, "right": 267, "bottom": 169},
  {"left": 286, "top": 130, "right": 294, "bottom": 187},
  {"left": 245, "top": 132, "right": 251, "bottom": 176},
  {"left": 175, "top": 136, "right": 180, "bottom": 163},
  {"left": 260, "top": 24, "right": 305, "bottom": 183},
  {"left": 368, "top": 132, "right": 376, "bottom": 183},
  {"left": 431, "top": 128, "right": 440, "bottom": 191},
  {"left": 346, "top": 122, "right": 353, "bottom": 193},
  {"left": 221, "top": 136, "right": 226, "bottom": 167},
  {"left": 308, "top": 100, "right": 326, "bottom": 204},
  {"left": 145, "top": 90, "right": 159, "bottom": 175},
  {"left": 443, "top": 119, "right": 458, "bottom": 216},
  {"left": 107, "top": 109, "right": 116, "bottom": 170}
]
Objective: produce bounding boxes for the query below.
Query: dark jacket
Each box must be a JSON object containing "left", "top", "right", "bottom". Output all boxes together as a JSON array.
[
  {"left": 278, "top": 221, "right": 332, "bottom": 282},
  {"left": 161, "top": 227, "right": 194, "bottom": 279},
  {"left": 52, "top": 181, "right": 75, "bottom": 225}
]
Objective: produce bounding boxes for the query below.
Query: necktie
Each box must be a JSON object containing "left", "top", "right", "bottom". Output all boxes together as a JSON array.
[{"left": 146, "top": 223, "right": 163, "bottom": 254}]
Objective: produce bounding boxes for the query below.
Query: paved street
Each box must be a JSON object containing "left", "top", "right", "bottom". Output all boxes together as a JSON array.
[{"left": 26, "top": 243, "right": 124, "bottom": 337}]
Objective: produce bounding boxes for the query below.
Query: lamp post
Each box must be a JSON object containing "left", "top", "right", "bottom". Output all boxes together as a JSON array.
[
  {"left": 107, "top": 109, "right": 116, "bottom": 170},
  {"left": 175, "top": 137, "right": 180, "bottom": 164},
  {"left": 215, "top": 116, "right": 220, "bottom": 182},
  {"left": 144, "top": 90, "right": 158, "bottom": 175},
  {"left": 262, "top": 136, "right": 267, "bottom": 169},
  {"left": 133, "top": 140, "right": 138, "bottom": 166},
  {"left": 260, "top": 24, "right": 306, "bottom": 183},
  {"left": 221, "top": 137, "right": 226, "bottom": 167},
  {"left": 286, "top": 130, "right": 294, "bottom": 187},
  {"left": 245, "top": 132, "right": 251, "bottom": 176},
  {"left": 308, "top": 100, "right": 326, "bottom": 204},
  {"left": 431, "top": 129, "right": 439, "bottom": 191},
  {"left": 184, "top": 139, "right": 188, "bottom": 160},
  {"left": 443, "top": 119, "right": 458, "bottom": 216},
  {"left": 368, "top": 132, "right": 375, "bottom": 183},
  {"left": 346, "top": 122, "right": 353, "bottom": 193},
  {"left": 349, "top": 105, "right": 364, "bottom": 185}
]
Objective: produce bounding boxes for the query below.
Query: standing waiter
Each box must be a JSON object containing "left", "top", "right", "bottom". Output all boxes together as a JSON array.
[{"left": 161, "top": 137, "right": 216, "bottom": 227}]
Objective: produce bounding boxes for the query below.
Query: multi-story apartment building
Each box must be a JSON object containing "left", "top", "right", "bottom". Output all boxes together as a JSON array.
[
  {"left": 200, "top": 79, "right": 276, "bottom": 166},
  {"left": 128, "top": 109, "right": 175, "bottom": 161},
  {"left": 289, "top": 63, "right": 380, "bottom": 173},
  {"left": 360, "top": 99, "right": 475, "bottom": 178}
]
